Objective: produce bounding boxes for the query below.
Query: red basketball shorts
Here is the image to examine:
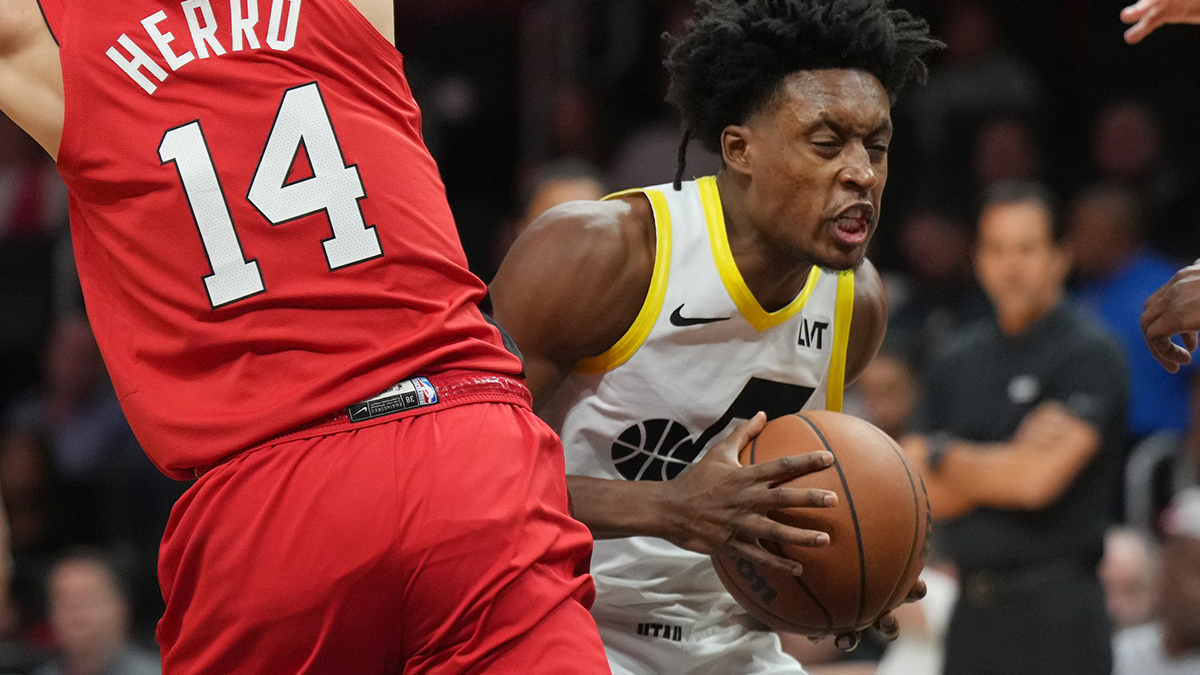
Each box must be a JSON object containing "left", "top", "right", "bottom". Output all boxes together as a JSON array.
[{"left": 156, "top": 391, "right": 611, "bottom": 674}]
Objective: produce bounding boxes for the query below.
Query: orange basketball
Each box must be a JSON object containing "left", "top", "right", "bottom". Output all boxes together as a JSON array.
[{"left": 713, "top": 411, "right": 931, "bottom": 635}]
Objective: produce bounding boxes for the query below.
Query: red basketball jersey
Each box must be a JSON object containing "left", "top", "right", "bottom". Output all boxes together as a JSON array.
[{"left": 39, "top": 0, "right": 523, "bottom": 479}]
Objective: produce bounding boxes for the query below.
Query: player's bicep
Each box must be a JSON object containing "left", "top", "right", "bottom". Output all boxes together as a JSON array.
[{"left": 491, "top": 200, "right": 652, "bottom": 405}]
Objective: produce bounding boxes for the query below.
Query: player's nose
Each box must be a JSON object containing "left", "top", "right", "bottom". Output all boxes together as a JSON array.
[{"left": 838, "top": 146, "right": 878, "bottom": 192}]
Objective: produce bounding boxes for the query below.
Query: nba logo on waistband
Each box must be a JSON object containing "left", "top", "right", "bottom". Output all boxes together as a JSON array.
[
  {"left": 414, "top": 377, "right": 438, "bottom": 405},
  {"left": 348, "top": 377, "right": 439, "bottom": 422}
]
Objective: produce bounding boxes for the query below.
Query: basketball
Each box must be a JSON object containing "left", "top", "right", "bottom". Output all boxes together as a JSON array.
[{"left": 712, "top": 411, "right": 931, "bottom": 636}]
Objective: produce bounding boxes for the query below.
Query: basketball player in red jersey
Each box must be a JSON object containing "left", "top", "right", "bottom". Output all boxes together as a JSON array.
[
  {"left": 0, "top": 0, "right": 611, "bottom": 672},
  {"left": 492, "top": 1, "right": 937, "bottom": 670}
]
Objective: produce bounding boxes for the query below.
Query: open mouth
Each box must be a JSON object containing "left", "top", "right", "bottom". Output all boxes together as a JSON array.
[{"left": 830, "top": 205, "right": 871, "bottom": 246}]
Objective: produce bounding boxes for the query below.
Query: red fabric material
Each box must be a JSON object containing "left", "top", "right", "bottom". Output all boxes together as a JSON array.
[
  {"left": 52, "top": 0, "right": 522, "bottom": 478},
  {"left": 157, "top": 402, "right": 609, "bottom": 674},
  {"left": 35, "top": 0, "right": 62, "bottom": 43}
]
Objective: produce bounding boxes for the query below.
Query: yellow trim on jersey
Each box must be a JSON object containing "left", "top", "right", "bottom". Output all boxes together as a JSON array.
[
  {"left": 825, "top": 270, "right": 856, "bottom": 412},
  {"left": 575, "top": 189, "right": 673, "bottom": 374},
  {"left": 697, "top": 176, "right": 819, "bottom": 331}
]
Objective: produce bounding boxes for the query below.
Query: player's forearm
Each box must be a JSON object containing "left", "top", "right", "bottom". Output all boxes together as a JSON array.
[{"left": 566, "top": 474, "right": 672, "bottom": 540}]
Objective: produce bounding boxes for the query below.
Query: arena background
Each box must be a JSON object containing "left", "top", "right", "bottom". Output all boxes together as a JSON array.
[{"left": 0, "top": 0, "right": 1196, "bottom": 671}]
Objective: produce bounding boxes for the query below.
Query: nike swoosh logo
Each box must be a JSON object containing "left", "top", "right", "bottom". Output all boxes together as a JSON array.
[{"left": 669, "top": 304, "right": 731, "bottom": 327}]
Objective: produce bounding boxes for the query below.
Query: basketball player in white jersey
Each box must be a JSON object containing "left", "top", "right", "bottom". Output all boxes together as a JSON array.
[{"left": 491, "top": 1, "right": 939, "bottom": 673}]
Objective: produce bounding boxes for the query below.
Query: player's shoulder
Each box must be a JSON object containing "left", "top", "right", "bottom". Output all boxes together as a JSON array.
[
  {"left": 517, "top": 194, "right": 655, "bottom": 269},
  {"left": 852, "top": 258, "right": 886, "bottom": 311}
]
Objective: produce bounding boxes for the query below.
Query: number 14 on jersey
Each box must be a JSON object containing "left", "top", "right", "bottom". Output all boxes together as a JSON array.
[{"left": 159, "top": 82, "right": 382, "bottom": 308}]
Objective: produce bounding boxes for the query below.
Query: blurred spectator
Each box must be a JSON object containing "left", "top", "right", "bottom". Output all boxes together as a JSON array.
[
  {"left": 0, "top": 433, "right": 55, "bottom": 559},
  {"left": 32, "top": 550, "right": 158, "bottom": 675},
  {"left": 884, "top": 208, "right": 989, "bottom": 363},
  {"left": 1100, "top": 527, "right": 1159, "bottom": 632},
  {"left": 606, "top": 121, "right": 722, "bottom": 192},
  {"left": 904, "top": 0, "right": 1045, "bottom": 194},
  {"left": 0, "top": 431, "right": 57, "bottom": 636},
  {"left": 852, "top": 337, "right": 921, "bottom": 440},
  {"left": 1, "top": 318, "right": 181, "bottom": 641},
  {"left": 1114, "top": 488, "right": 1200, "bottom": 675},
  {"left": 3, "top": 318, "right": 145, "bottom": 549},
  {"left": 1066, "top": 185, "right": 1198, "bottom": 526},
  {"left": 902, "top": 183, "right": 1127, "bottom": 675},
  {"left": 549, "top": 82, "right": 607, "bottom": 166},
  {"left": 1090, "top": 100, "right": 1192, "bottom": 255},
  {"left": 0, "top": 114, "right": 67, "bottom": 241},
  {"left": 490, "top": 160, "right": 607, "bottom": 274},
  {"left": 971, "top": 116, "right": 1043, "bottom": 190},
  {"left": 0, "top": 115, "right": 71, "bottom": 413},
  {"left": 1067, "top": 186, "right": 1196, "bottom": 440},
  {"left": 521, "top": 160, "right": 607, "bottom": 224}
]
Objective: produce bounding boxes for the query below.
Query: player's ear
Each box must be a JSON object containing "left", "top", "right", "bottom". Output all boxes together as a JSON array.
[{"left": 721, "top": 125, "right": 753, "bottom": 177}]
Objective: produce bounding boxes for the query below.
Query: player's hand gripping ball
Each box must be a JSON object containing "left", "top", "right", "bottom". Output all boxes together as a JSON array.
[{"left": 713, "top": 411, "right": 931, "bottom": 636}]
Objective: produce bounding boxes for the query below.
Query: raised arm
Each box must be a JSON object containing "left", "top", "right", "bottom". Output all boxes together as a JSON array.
[{"left": 0, "top": 0, "right": 63, "bottom": 157}]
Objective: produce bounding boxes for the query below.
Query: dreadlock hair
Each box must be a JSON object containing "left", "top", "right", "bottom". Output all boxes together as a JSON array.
[{"left": 665, "top": 0, "right": 941, "bottom": 189}]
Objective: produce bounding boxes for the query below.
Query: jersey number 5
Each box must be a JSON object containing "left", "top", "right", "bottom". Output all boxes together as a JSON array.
[{"left": 158, "top": 82, "right": 382, "bottom": 308}]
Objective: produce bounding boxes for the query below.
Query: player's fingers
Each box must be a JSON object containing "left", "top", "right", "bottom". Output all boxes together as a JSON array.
[
  {"left": 1141, "top": 299, "right": 1165, "bottom": 335},
  {"left": 1124, "top": 7, "right": 1165, "bottom": 43},
  {"left": 905, "top": 579, "right": 928, "bottom": 603},
  {"left": 719, "top": 412, "right": 768, "bottom": 463},
  {"left": 747, "top": 450, "right": 834, "bottom": 483},
  {"left": 1184, "top": 331, "right": 1198, "bottom": 353},
  {"left": 742, "top": 515, "right": 831, "bottom": 549},
  {"left": 875, "top": 612, "right": 900, "bottom": 641},
  {"left": 1147, "top": 334, "right": 1190, "bottom": 372},
  {"left": 1145, "top": 310, "right": 1195, "bottom": 353},
  {"left": 758, "top": 486, "right": 838, "bottom": 510},
  {"left": 763, "top": 485, "right": 840, "bottom": 506},
  {"left": 724, "top": 539, "right": 804, "bottom": 577},
  {"left": 1120, "top": 0, "right": 1155, "bottom": 23}
]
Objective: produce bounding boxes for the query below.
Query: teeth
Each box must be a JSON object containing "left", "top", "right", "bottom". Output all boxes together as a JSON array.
[{"left": 844, "top": 207, "right": 865, "bottom": 220}]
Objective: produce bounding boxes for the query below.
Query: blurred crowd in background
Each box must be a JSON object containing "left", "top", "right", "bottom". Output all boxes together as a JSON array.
[{"left": 2, "top": 0, "right": 1200, "bottom": 672}]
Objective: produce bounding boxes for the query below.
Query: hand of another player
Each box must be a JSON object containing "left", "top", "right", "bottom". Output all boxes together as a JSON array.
[
  {"left": 830, "top": 579, "right": 928, "bottom": 651},
  {"left": 1121, "top": 0, "right": 1200, "bottom": 43},
  {"left": 661, "top": 412, "right": 837, "bottom": 576},
  {"left": 1141, "top": 260, "right": 1200, "bottom": 372}
]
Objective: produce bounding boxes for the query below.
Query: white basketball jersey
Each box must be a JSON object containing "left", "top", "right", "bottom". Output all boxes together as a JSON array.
[{"left": 541, "top": 176, "right": 855, "bottom": 628}]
